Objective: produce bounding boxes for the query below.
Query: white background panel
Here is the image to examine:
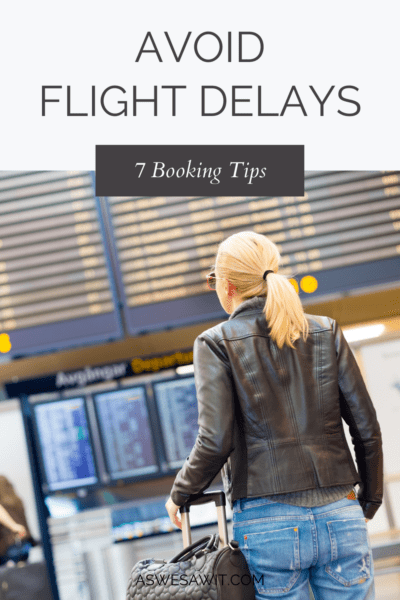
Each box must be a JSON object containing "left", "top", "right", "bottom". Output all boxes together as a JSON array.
[{"left": 0, "top": 1, "right": 398, "bottom": 169}]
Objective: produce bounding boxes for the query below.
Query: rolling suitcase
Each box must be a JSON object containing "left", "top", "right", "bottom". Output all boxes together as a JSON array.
[{"left": 126, "top": 490, "right": 256, "bottom": 600}]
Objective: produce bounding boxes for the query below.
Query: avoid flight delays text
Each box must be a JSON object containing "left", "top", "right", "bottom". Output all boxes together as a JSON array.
[{"left": 42, "top": 32, "right": 361, "bottom": 118}]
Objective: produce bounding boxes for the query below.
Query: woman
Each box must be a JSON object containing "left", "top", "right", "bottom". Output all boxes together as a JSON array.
[
  {"left": 166, "top": 230, "right": 383, "bottom": 599},
  {"left": 0, "top": 476, "right": 35, "bottom": 565}
]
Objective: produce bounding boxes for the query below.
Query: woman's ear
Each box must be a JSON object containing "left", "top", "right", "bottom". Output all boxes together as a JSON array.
[{"left": 227, "top": 280, "right": 236, "bottom": 296}]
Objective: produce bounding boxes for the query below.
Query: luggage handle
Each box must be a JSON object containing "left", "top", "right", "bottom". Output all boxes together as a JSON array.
[
  {"left": 178, "top": 490, "right": 229, "bottom": 550},
  {"left": 179, "top": 490, "right": 226, "bottom": 509}
]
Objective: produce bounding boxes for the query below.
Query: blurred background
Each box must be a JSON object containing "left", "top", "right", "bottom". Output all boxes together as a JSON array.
[{"left": 0, "top": 170, "right": 399, "bottom": 599}]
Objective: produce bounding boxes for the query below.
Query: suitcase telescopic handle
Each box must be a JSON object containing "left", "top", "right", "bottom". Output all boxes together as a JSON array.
[
  {"left": 178, "top": 490, "right": 229, "bottom": 549},
  {"left": 179, "top": 490, "right": 226, "bottom": 510}
]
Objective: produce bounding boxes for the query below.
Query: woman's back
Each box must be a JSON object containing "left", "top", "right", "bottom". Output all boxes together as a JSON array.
[
  {"left": 184, "top": 295, "right": 381, "bottom": 516},
  {"left": 215, "top": 298, "right": 344, "bottom": 445}
]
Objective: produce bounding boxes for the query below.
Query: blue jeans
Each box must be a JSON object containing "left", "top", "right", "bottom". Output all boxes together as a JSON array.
[{"left": 232, "top": 495, "right": 374, "bottom": 599}]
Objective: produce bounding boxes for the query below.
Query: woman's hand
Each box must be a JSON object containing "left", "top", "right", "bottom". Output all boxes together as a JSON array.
[
  {"left": 365, "top": 518, "right": 370, "bottom": 523},
  {"left": 165, "top": 497, "right": 182, "bottom": 530}
]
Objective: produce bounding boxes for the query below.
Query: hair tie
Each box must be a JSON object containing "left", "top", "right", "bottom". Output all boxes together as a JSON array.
[{"left": 263, "top": 270, "right": 274, "bottom": 281}]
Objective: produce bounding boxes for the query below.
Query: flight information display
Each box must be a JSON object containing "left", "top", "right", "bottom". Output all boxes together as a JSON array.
[
  {"left": 94, "top": 387, "right": 158, "bottom": 479},
  {"left": 106, "top": 171, "right": 400, "bottom": 333},
  {"left": 33, "top": 398, "right": 98, "bottom": 492},
  {"left": 152, "top": 377, "right": 198, "bottom": 468},
  {"left": 0, "top": 170, "right": 122, "bottom": 357},
  {"left": 2, "top": 170, "right": 399, "bottom": 351}
]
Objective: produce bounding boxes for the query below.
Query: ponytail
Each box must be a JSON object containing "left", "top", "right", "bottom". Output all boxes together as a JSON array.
[{"left": 262, "top": 270, "right": 309, "bottom": 349}]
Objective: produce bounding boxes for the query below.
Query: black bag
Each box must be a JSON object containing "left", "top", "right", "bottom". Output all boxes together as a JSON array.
[{"left": 126, "top": 491, "right": 256, "bottom": 600}]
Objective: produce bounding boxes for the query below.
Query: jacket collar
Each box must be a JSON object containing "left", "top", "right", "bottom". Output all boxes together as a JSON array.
[{"left": 228, "top": 295, "right": 266, "bottom": 320}]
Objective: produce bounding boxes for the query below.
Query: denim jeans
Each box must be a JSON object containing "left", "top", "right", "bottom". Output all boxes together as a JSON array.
[{"left": 232, "top": 495, "right": 374, "bottom": 599}]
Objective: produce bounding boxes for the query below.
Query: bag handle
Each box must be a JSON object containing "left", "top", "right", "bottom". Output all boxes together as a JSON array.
[{"left": 169, "top": 534, "right": 217, "bottom": 563}]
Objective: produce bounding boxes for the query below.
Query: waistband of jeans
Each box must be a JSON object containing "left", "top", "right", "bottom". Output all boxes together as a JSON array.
[{"left": 233, "top": 493, "right": 358, "bottom": 514}]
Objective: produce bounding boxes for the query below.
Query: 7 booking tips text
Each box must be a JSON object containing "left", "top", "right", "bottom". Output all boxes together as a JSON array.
[{"left": 135, "top": 160, "right": 267, "bottom": 185}]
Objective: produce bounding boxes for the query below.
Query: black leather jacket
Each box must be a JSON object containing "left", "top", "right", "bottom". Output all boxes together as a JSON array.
[{"left": 170, "top": 296, "right": 384, "bottom": 519}]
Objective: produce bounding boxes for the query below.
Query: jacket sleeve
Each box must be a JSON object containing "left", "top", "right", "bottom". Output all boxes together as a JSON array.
[
  {"left": 170, "top": 332, "right": 235, "bottom": 506},
  {"left": 332, "top": 319, "right": 384, "bottom": 519}
]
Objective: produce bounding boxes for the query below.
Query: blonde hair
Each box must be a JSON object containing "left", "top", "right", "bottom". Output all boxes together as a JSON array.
[{"left": 215, "top": 230, "right": 309, "bottom": 349}]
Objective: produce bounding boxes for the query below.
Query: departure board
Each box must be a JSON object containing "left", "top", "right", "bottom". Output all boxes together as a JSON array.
[
  {"left": 2, "top": 172, "right": 399, "bottom": 353},
  {"left": 94, "top": 387, "right": 159, "bottom": 480},
  {"left": 106, "top": 171, "right": 400, "bottom": 334},
  {"left": 33, "top": 398, "right": 98, "bottom": 492},
  {"left": 152, "top": 377, "right": 198, "bottom": 469},
  {"left": 0, "top": 171, "right": 122, "bottom": 357}
]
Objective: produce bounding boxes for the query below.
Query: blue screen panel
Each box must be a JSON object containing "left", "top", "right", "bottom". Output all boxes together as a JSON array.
[
  {"left": 152, "top": 377, "right": 198, "bottom": 469},
  {"left": 34, "top": 398, "right": 98, "bottom": 492},
  {"left": 94, "top": 387, "right": 158, "bottom": 480}
]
